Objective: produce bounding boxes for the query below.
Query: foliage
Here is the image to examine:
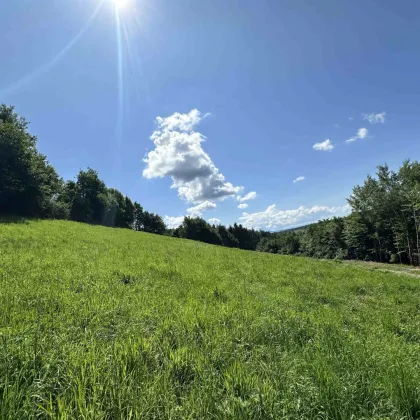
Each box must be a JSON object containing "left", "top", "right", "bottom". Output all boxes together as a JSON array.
[
  {"left": 133, "top": 201, "right": 144, "bottom": 231},
  {"left": 104, "top": 188, "right": 135, "bottom": 228},
  {"left": 176, "top": 217, "right": 223, "bottom": 245},
  {"left": 343, "top": 213, "right": 372, "bottom": 260},
  {"left": 257, "top": 231, "right": 301, "bottom": 255},
  {"left": 65, "top": 168, "right": 109, "bottom": 224},
  {"left": 216, "top": 224, "right": 239, "bottom": 248},
  {"left": 1, "top": 219, "right": 419, "bottom": 418},
  {"left": 256, "top": 162, "right": 420, "bottom": 265},
  {"left": 0, "top": 105, "right": 62, "bottom": 217},
  {"left": 348, "top": 162, "right": 420, "bottom": 264},
  {"left": 228, "top": 223, "right": 261, "bottom": 250},
  {"left": 301, "top": 217, "right": 347, "bottom": 259},
  {"left": 141, "top": 211, "right": 166, "bottom": 235},
  {"left": 0, "top": 104, "right": 165, "bottom": 235}
]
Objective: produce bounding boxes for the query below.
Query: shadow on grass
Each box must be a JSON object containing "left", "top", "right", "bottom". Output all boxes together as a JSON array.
[{"left": 0, "top": 215, "right": 30, "bottom": 224}]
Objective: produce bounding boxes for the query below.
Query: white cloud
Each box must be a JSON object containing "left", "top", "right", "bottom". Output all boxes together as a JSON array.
[
  {"left": 293, "top": 176, "right": 305, "bottom": 184},
  {"left": 208, "top": 218, "right": 221, "bottom": 225},
  {"left": 346, "top": 127, "right": 369, "bottom": 143},
  {"left": 238, "top": 203, "right": 248, "bottom": 209},
  {"left": 186, "top": 200, "right": 216, "bottom": 217},
  {"left": 236, "top": 191, "right": 257, "bottom": 202},
  {"left": 239, "top": 204, "right": 351, "bottom": 230},
  {"left": 348, "top": 117, "right": 354, "bottom": 121},
  {"left": 362, "top": 112, "right": 386, "bottom": 124},
  {"left": 313, "top": 139, "right": 334, "bottom": 151},
  {"left": 143, "top": 109, "right": 243, "bottom": 203},
  {"left": 164, "top": 215, "right": 184, "bottom": 229}
]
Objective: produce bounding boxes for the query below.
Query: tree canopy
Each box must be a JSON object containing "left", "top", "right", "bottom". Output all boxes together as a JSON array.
[{"left": 0, "top": 105, "right": 62, "bottom": 217}]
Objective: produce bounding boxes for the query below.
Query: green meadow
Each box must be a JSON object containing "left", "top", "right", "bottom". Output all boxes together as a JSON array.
[{"left": 0, "top": 219, "right": 419, "bottom": 419}]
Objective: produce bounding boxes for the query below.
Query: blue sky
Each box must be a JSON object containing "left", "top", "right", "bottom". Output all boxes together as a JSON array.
[{"left": 2, "top": 0, "right": 420, "bottom": 230}]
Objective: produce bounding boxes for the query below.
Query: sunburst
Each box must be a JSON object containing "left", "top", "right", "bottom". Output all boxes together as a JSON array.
[{"left": 113, "top": 0, "right": 130, "bottom": 10}]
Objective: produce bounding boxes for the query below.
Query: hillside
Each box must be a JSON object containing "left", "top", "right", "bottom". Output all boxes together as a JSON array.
[
  {"left": 278, "top": 223, "right": 311, "bottom": 233},
  {"left": 1, "top": 219, "right": 419, "bottom": 419}
]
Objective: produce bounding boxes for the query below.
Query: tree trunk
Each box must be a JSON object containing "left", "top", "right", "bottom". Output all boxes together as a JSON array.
[
  {"left": 406, "top": 231, "right": 413, "bottom": 265},
  {"left": 414, "top": 209, "right": 420, "bottom": 266},
  {"left": 391, "top": 224, "right": 402, "bottom": 264}
]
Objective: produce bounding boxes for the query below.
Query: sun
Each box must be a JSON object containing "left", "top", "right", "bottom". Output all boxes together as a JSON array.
[{"left": 113, "top": 0, "right": 130, "bottom": 10}]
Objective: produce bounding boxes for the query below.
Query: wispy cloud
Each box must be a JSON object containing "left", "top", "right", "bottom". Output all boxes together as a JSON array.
[
  {"left": 293, "top": 176, "right": 305, "bottom": 184},
  {"left": 236, "top": 191, "right": 257, "bottom": 202},
  {"left": 313, "top": 139, "right": 334, "bottom": 151},
  {"left": 362, "top": 112, "right": 386, "bottom": 124},
  {"left": 208, "top": 218, "right": 220, "bottom": 225},
  {"left": 164, "top": 215, "right": 184, "bottom": 229},
  {"left": 238, "top": 203, "right": 248, "bottom": 209},
  {"left": 346, "top": 127, "right": 368, "bottom": 143},
  {"left": 348, "top": 117, "right": 354, "bottom": 121},
  {"left": 143, "top": 109, "right": 243, "bottom": 203},
  {"left": 239, "top": 204, "right": 351, "bottom": 230}
]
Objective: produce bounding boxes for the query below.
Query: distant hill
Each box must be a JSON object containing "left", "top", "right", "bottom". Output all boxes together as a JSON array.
[{"left": 278, "top": 223, "right": 312, "bottom": 233}]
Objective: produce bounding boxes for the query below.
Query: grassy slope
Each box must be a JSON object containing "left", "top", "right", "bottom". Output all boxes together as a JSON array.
[{"left": 0, "top": 220, "right": 419, "bottom": 419}]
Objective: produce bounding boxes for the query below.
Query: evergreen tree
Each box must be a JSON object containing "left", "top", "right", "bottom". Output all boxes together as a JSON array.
[
  {"left": 133, "top": 202, "right": 144, "bottom": 231},
  {"left": 217, "top": 224, "right": 239, "bottom": 247},
  {"left": 228, "top": 223, "right": 261, "bottom": 250},
  {"left": 124, "top": 196, "right": 135, "bottom": 228}
]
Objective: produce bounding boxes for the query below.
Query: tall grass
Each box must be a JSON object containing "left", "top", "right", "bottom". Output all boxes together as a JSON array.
[{"left": 0, "top": 220, "right": 419, "bottom": 419}]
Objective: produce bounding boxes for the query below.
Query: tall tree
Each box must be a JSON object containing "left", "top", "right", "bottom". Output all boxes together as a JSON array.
[
  {"left": 0, "top": 104, "right": 62, "bottom": 217},
  {"left": 141, "top": 211, "right": 166, "bottom": 235},
  {"left": 343, "top": 214, "right": 372, "bottom": 260},
  {"left": 68, "top": 168, "right": 109, "bottom": 224},
  {"left": 133, "top": 202, "right": 144, "bottom": 231},
  {"left": 124, "top": 196, "right": 135, "bottom": 228},
  {"left": 107, "top": 188, "right": 126, "bottom": 227}
]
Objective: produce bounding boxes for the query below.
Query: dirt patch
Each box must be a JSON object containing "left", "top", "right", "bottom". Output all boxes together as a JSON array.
[{"left": 343, "top": 260, "right": 420, "bottom": 278}]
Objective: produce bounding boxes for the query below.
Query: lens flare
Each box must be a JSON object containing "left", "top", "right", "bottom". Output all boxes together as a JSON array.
[{"left": 0, "top": 1, "right": 104, "bottom": 98}]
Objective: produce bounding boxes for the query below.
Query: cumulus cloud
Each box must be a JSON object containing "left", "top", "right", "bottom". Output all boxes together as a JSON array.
[
  {"left": 239, "top": 204, "right": 351, "bottom": 230},
  {"left": 238, "top": 203, "right": 248, "bottom": 209},
  {"left": 362, "top": 112, "right": 386, "bottom": 124},
  {"left": 164, "top": 215, "right": 184, "bottom": 229},
  {"left": 143, "top": 109, "right": 243, "bottom": 203},
  {"left": 208, "top": 218, "right": 221, "bottom": 225},
  {"left": 346, "top": 127, "right": 368, "bottom": 143},
  {"left": 186, "top": 200, "right": 216, "bottom": 217},
  {"left": 313, "top": 139, "right": 334, "bottom": 151},
  {"left": 236, "top": 191, "right": 257, "bottom": 202},
  {"left": 293, "top": 176, "right": 305, "bottom": 184}
]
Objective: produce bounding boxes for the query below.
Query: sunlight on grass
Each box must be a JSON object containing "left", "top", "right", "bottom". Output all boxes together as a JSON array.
[{"left": 0, "top": 219, "right": 419, "bottom": 418}]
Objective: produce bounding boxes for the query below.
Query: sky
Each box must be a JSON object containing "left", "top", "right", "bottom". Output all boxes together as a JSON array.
[{"left": 2, "top": 0, "right": 420, "bottom": 230}]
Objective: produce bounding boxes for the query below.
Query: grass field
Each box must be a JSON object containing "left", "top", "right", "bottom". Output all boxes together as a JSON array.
[{"left": 1, "top": 219, "right": 420, "bottom": 419}]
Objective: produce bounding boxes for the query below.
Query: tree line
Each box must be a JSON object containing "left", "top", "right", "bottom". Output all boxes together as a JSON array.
[
  {"left": 0, "top": 105, "right": 165, "bottom": 234},
  {"left": 1, "top": 104, "right": 420, "bottom": 265},
  {"left": 258, "top": 162, "right": 420, "bottom": 265}
]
